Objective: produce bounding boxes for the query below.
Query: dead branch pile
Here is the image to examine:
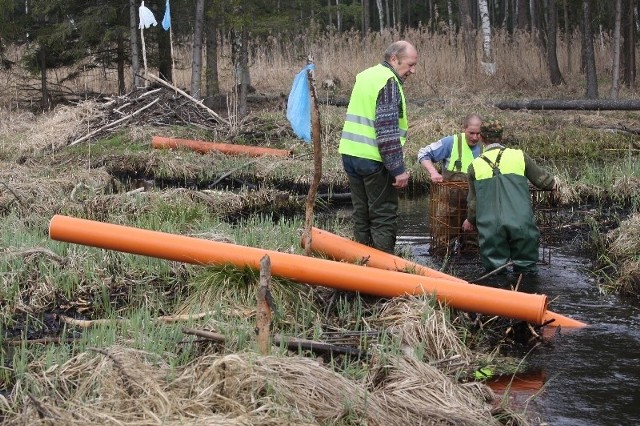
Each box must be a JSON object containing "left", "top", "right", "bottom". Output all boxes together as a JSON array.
[
  {"left": 65, "top": 86, "right": 230, "bottom": 146},
  {"left": 18, "top": 85, "right": 230, "bottom": 153}
]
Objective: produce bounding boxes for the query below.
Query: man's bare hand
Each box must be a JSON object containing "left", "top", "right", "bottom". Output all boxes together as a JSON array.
[
  {"left": 462, "top": 219, "right": 475, "bottom": 232},
  {"left": 430, "top": 171, "right": 443, "bottom": 183},
  {"left": 393, "top": 172, "right": 410, "bottom": 189}
]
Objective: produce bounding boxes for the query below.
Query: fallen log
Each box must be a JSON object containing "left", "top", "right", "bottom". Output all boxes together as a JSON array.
[
  {"left": 181, "top": 327, "right": 366, "bottom": 358},
  {"left": 495, "top": 99, "right": 640, "bottom": 111}
]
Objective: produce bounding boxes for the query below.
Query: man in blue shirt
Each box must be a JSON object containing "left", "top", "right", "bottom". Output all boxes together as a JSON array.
[{"left": 417, "top": 113, "right": 484, "bottom": 182}]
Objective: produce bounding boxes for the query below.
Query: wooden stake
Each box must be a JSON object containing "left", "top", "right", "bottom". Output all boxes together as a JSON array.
[
  {"left": 256, "top": 254, "right": 272, "bottom": 355},
  {"left": 303, "top": 56, "right": 322, "bottom": 256}
]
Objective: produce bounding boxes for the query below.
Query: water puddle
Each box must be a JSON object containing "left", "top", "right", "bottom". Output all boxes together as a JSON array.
[{"left": 395, "top": 196, "right": 640, "bottom": 425}]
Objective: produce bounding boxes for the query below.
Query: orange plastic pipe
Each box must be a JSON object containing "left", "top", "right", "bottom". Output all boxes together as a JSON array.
[
  {"left": 152, "top": 136, "right": 292, "bottom": 157},
  {"left": 304, "top": 227, "right": 587, "bottom": 328},
  {"left": 49, "top": 215, "right": 548, "bottom": 324},
  {"left": 303, "top": 228, "right": 467, "bottom": 283}
]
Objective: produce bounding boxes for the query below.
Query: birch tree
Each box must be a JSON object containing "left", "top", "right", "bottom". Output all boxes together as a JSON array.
[
  {"left": 376, "top": 0, "right": 384, "bottom": 30},
  {"left": 478, "top": 0, "right": 495, "bottom": 74}
]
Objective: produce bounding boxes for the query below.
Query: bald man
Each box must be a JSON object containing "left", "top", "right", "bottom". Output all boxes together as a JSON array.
[{"left": 339, "top": 40, "right": 418, "bottom": 253}]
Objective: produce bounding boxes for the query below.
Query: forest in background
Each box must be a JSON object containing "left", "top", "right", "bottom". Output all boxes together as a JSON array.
[{"left": 0, "top": 0, "right": 638, "bottom": 113}]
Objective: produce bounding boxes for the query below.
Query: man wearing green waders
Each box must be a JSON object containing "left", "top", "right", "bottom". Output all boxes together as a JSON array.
[
  {"left": 462, "top": 120, "right": 557, "bottom": 274},
  {"left": 339, "top": 41, "right": 418, "bottom": 254}
]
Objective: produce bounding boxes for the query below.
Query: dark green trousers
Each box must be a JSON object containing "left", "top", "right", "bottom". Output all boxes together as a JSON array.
[{"left": 342, "top": 155, "right": 398, "bottom": 254}]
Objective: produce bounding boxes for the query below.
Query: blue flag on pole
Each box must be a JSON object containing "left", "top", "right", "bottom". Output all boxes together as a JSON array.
[
  {"left": 286, "top": 64, "right": 314, "bottom": 143},
  {"left": 162, "top": 0, "right": 171, "bottom": 31}
]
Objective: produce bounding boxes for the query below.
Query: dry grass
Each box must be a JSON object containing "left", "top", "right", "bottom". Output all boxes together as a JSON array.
[
  {"left": 372, "top": 297, "right": 473, "bottom": 365},
  {"left": 606, "top": 213, "right": 640, "bottom": 258},
  {"left": 603, "top": 213, "right": 640, "bottom": 295},
  {"left": 1, "top": 27, "right": 637, "bottom": 109},
  {"left": 0, "top": 346, "right": 513, "bottom": 426}
]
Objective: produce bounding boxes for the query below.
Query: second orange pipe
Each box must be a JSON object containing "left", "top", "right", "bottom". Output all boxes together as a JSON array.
[
  {"left": 304, "top": 227, "right": 586, "bottom": 328},
  {"left": 152, "top": 136, "right": 292, "bottom": 157}
]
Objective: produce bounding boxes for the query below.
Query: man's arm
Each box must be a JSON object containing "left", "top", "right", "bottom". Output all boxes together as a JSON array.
[
  {"left": 462, "top": 164, "right": 477, "bottom": 232},
  {"left": 524, "top": 153, "right": 555, "bottom": 190},
  {"left": 417, "top": 137, "right": 454, "bottom": 182},
  {"left": 376, "top": 78, "right": 409, "bottom": 188}
]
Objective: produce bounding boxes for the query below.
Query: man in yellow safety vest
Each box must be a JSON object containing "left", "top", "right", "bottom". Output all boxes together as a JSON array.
[
  {"left": 338, "top": 40, "right": 418, "bottom": 254},
  {"left": 417, "top": 113, "right": 484, "bottom": 183}
]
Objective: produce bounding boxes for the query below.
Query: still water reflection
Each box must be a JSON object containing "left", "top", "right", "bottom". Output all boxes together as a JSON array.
[{"left": 395, "top": 196, "right": 640, "bottom": 425}]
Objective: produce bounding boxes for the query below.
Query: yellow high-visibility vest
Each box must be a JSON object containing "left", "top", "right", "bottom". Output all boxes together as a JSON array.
[{"left": 338, "top": 64, "right": 407, "bottom": 161}]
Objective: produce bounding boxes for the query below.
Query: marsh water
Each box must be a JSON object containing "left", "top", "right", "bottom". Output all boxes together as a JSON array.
[{"left": 393, "top": 196, "right": 640, "bottom": 425}]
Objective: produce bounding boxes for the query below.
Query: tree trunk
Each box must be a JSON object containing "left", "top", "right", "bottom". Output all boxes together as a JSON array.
[
  {"left": 530, "top": 0, "right": 539, "bottom": 35},
  {"left": 478, "top": 0, "right": 495, "bottom": 74},
  {"left": 582, "top": 0, "right": 598, "bottom": 99},
  {"left": 495, "top": 99, "right": 640, "bottom": 110},
  {"left": 546, "top": 0, "right": 563, "bottom": 85},
  {"left": 39, "top": 48, "right": 50, "bottom": 110},
  {"left": 205, "top": 7, "right": 220, "bottom": 98},
  {"left": 116, "top": 33, "right": 126, "bottom": 95},
  {"left": 563, "top": 0, "right": 571, "bottom": 73},
  {"left": 158, "top": 27, "right": 173, "bottom": 83},
  {"left": 459, "top": 0, "right": 477, "bottom": 74},
  {"left": 611, "top": 0, "right": 622, "bottom": 99},
  {"left": 129, "top": 0, "right": 141, "bottom": 89},
  {"left": 337, "top": 0, "right": 342, "bottom": 31},
  {"left": 363, "top": 0, "right": 370, "bottom": 34},
  {"left": 190, "top": 0, "right": 205, "bottom": 98},
  {"left": 376, "top": 0, "right": 384, "bottom": 29},
  {"left": 236, "top": 27, "right": 250, "bottom": 118},
  {"left": 622, "top": 0, "right": 636, "bottom": 87},
  {"left": 448, "top": 0, "right": 455, "bottom": 45},
  {"left": 517, "top": 0, "right": 528, "bottom": 30},
  {"left": 386, "top": 0, "right": 391, "bottom": 28}
]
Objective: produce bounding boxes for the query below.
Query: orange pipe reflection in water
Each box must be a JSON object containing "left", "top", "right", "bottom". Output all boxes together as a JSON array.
[
  {"left": 49, "top": 215, "right": 548, "bottom": 324},
  {"left": 304, "top": 227, "right": 587, "bottom": 328},
  {"left": 152, "top": 136, "right": 292, "bottom": 157},
  {"left": 485, "top": 369, "right": 547, "bottom": 395}
]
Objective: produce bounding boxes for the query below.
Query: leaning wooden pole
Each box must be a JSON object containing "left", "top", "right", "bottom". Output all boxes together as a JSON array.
[{"left": 303, "top": 57, "right": 322, "bottom": 256}]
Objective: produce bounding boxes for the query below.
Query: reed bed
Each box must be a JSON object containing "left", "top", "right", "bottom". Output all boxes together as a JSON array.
[{"left": 0, "top": 27, "right": 638, "bottom": 109}]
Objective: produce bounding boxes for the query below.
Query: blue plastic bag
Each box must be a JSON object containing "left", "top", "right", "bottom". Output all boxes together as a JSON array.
[{"left": 286, "top": 64, "right": 314, "bottom": 143}]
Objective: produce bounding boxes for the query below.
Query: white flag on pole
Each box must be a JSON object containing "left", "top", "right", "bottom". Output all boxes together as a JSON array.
[{"left": 139, "top": 1, "right": 157, "bottom": 29}]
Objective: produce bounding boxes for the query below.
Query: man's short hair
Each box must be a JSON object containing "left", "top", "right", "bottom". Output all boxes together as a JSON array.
[
  {"left": 463, "top": 113, "right": 483, "bottom": 128},
  {"left": 384, "top": 41, "right": 409, "bottom": 62},
  {"left": 481, "top": 119, "right": 504, "bottom": 139}
]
